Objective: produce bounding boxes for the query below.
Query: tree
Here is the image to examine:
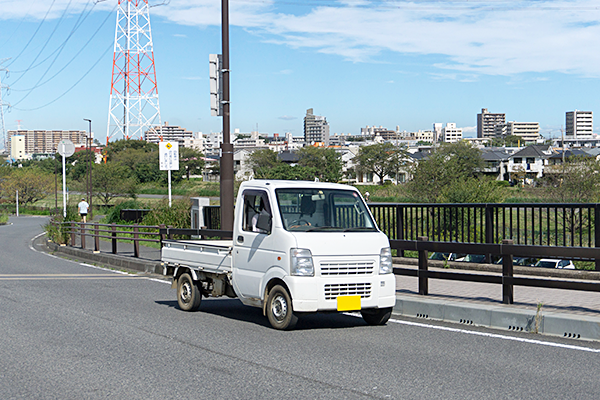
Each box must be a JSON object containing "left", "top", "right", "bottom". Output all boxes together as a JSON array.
[
  {"left": 254, "top": 164, "right": 319, "bottom": 180},
  {"left": 541, "top": 155, "right": 600, "bottom": 203},
  {"left": 247, "top": 149, "right": 282, "bottom": 174},
  {"left": 406, "top": 141, "right": 486, "bottom": 203},
  {"left": 297, "top": 146, "right": 342, "bottom": 182},
  {"left": 355, "top": 143, "right": 408, "bottom": 184},
  {"left": 92, "top": 162, "right": 138, "bottom": 205},
  {"left": 0, "top": 168, "right": 54, "bottom": 205},
  {"left": 179, "top": 147, "right": 205, "bottom": 180}
]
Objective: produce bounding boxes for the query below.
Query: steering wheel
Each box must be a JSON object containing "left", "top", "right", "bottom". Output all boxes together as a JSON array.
[{"left": 289, "top": 219, "right": 311, "bottom": 229}]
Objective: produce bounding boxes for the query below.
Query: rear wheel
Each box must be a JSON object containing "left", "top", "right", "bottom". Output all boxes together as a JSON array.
[
  {"left": 361, "top": 307, "right": 392, "bottom": 325},
  {"left": 177, "top": 273, "right": 202, "bottom": 311},
  {"left": 266, "top": 285, "right": 298, "bottom": 330}
]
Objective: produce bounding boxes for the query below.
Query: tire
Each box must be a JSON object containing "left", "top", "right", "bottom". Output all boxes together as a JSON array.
[
  {"left": 177, "top": 273, "right": 202, "bottom": 311},
  {"left": 361, "top": 307, "right": 392, "bottom": 326},
  {"left": 266, "top": 285, "right": 298, "bottom": 330}
]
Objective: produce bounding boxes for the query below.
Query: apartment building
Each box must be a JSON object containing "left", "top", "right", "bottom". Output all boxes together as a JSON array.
[
  {"left": 144, "top": 122, "right": 193, "bottom": 144},
  {"left": 477, "top": 108, "right": 506, "bottom": 139},
  {"left": 566, "top": 110, "right": 593, "bottom": 138},
  {"left": 304, "top": 108, "right": 330, "bottom": 145},
  {"left": 442, "top": 123, "right": 463, "bottom": 143},
  {"left": 6, "top": 129, "right": 87, "bottom": 155}
]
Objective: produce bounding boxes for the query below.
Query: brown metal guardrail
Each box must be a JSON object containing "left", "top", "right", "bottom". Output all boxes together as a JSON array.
[{"left": 391, "top": 237, "right": 600, "bottom": 305}]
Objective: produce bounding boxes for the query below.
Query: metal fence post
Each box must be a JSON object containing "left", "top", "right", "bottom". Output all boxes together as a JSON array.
[
  {"left": 133, "top": 224, "right": 140, "bottom": 258},
  {"left": 111, "top": 223, "right": 117, "bottom": 254},
  {"left": 70, "top": 222, "right": 76, "bottom": 246},
  {"left": 159, "top": 224, "right": 166, "bottom": 248},
  {"left": 94, "top": 222, "right": 100, "bottom": 252},
  {"left": 502, "top": 239, "right": 514, "bottom": 304},
  {"left": 485, "top": 204, "right": 494, "bottom": 263},
  {"left": 168, "top": 225, "right": 173, "bottom": 240},
  {"left": 418, "top": 236, "right": 428, "bottom": 295},
  {"left": 397, "top": 205, "right": 404, "bottom": 257},
  {"left": 81, "top": 223, "right": 86, "bottom": 250},
  {"left": 594, "top": 203, "right": 600, "bottom": 271}
]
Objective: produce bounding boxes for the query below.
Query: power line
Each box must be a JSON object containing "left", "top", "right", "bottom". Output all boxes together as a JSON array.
[
  {"left": 9, "top": 0, "right": 74, "bottom": 87},
  {"left": 5, "top": 0, "right": 58, "bottom": 69},
  {"left": 11, "top": 41, "right": 113, "bottom": 112}
]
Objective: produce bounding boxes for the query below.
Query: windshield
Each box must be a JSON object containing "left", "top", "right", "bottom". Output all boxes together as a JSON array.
[
  {"left": 536, "top": 261, "right": 557, "bottom": 268},
  {"left": 276, "top": 188, "right": 377, "bottom": 232}
]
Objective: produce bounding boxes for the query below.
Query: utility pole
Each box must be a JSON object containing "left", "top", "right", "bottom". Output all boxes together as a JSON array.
[
  {"left": 84, "top": 119, "right": 93, "bottom": 220},
  {"left": 220, "top": 0, "right": 234, "bottom": 231}
]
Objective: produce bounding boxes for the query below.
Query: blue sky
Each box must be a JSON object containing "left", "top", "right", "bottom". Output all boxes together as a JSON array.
[{"left": 2, "top": 0, "right": 600, "bottom": 149}]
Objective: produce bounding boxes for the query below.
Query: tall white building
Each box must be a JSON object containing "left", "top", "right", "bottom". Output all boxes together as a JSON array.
[
  {"left": 442, "top": 123, "right": 463, "bottom": 143},
  {"left": 566, "top": 110, "right": 593, "bottom": 138},
  {"left": 144, "top": 122, "right": 193, "bottom": 144},
  {"left": 304, "top": 108, "right": 330, "bottom": 145}
]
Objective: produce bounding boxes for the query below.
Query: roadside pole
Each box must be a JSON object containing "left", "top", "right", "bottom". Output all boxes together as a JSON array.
[{"left": 57, "top": 140, "right": 75, "bottom": 218}]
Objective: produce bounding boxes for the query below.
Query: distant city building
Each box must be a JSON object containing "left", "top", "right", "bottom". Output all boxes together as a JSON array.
[
  {"left": 6, "top": 129, "right": 87, "bottom": 155},
  {"left": 477, "top": 108, "right": 506, "bottom": 139},
  {"left": 433, "top": 123, "right": 443, "bottom": 142},
  {"left": 144, "top": 122, "right": 193, "bottom": 144},
  {"left": 442, "top": 123, "right": 463, "bottom": 143},
  {"left": 360, "top": 126, "right": 399, "bottom": 140},
  {"left": 10, "top": 135, "right": 26, "bottom": 160},
  {"left": 506, "top": 121, "right": 540, "bottom": 142},
  {"left": 566, "top": 110, "right": 593, "bottom": 138},
  {"left": 182, "top": 132, "right": 204, "bottom": 152},
  {"left": 304, "top": 108, "right": 330, "bottom": 145}
]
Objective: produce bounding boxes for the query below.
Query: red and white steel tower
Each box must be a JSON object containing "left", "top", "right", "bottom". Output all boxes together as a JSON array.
[{"left": 107, "top": 0, "right": 161, "bottom": 144}]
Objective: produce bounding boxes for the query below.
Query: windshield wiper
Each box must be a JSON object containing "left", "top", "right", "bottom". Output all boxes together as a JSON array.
[
  {"left": 305, "top": 226, "right": 343, "bottom": 232},
  {"left": 343, "top": 227, "right": 378, "bottom": 232}
]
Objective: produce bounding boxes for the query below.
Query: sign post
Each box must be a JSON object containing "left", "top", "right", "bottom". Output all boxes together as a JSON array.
[
  {"left": 159, "top": 141, "right": 179, "bottom": 207},
  {"left": 57, "top": 140, "right": 75, "bottom": 218}
]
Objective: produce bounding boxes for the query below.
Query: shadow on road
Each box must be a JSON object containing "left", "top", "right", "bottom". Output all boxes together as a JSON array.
[{"left": 155, "top": 298, "right": 371, "bottom": 330}]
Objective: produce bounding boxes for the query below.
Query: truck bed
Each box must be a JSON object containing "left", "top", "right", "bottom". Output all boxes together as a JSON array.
[{"left": 161, "top": 239, "right": 233, "bottom": 273}]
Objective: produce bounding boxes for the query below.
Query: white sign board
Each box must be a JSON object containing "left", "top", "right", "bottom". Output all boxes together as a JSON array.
[{"left": 159, "top": 141, "right": 180, "bottom": 171}]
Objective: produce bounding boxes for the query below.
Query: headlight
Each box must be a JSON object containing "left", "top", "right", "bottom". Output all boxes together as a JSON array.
[
  {"left": 291, "top": 248, "right": 314, "bottom": 276},
  {"left": 380, "top": 247, "right": 393, "bottom": 274}
]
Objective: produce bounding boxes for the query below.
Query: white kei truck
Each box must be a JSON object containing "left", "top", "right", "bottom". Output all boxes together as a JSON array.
[{"left": 161, "top": 180, "right": 396, "bottom": 330}]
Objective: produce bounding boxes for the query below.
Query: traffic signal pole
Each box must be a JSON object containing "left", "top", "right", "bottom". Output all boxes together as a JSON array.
[{"left": 220, "top": 0, "right": 234, "bottom": 231}]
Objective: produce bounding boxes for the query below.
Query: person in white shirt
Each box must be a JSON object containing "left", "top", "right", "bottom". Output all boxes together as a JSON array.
[{"left": 78, "top": 198, "right": 90, "bottom": 223}]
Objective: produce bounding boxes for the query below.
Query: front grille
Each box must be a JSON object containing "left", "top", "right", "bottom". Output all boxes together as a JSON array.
[
  {"left": 320, "top": 261, "right": 375, "bottom": 276},
  {"left": 324, "top": 283, "right": 372, "bottom": 300}
]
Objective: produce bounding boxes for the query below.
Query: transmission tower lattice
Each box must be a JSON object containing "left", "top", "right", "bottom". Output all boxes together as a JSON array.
[{"left": 107, "top": 0, "right": 162, "bottom": 144}]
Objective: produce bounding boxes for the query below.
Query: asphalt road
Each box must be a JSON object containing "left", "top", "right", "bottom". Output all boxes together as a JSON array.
[{"left": 2, "top": 216, "right": 600, "bottom": 399}]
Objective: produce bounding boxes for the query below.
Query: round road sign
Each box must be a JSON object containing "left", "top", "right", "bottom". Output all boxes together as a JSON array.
[{"left": 57, "top": 139, "right": 75, "bottom": 157}]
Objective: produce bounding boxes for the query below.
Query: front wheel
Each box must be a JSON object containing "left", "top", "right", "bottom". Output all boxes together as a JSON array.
[
  {"left": 177, "top": 273, "right": 202, "bottom": 311},
  {"left": 361, "top": 307, "right": 392, "bottom": 326},
  {"left": 266, "top": 285, "right": 298, "bottom": 330}
]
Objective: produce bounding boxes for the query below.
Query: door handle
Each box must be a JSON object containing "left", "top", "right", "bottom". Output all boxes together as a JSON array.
[{"left": 237, "top": 235, "right": 244, "bottom": 243}]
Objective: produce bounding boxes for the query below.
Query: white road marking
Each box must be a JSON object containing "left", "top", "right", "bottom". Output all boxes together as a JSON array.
[{"left": 387, "top": 316, "right": 600, "bottom": 353}]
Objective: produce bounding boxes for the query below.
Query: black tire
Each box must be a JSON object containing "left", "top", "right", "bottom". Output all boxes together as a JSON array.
[
  {"left": 177, "top": 273, "right": 202, "bottom": 311},
  {"left": 361, "top": 307, "right": 392, "bottom": 326},
  {"left": 266, "top": 285, "right": 298, "bottom": 330}
]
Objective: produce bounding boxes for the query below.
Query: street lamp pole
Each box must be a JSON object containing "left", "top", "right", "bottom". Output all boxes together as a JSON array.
[{"left": 84, "top": 119, "right": 93, "bottom": 219}]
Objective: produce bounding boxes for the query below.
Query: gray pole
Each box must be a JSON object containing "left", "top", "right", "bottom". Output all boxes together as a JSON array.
[
  {"left": 220, "top": 0, "right": 234, "bottom": 231},
  {"left": 84, "top": 119, "right": 93, "bottom": 220}
]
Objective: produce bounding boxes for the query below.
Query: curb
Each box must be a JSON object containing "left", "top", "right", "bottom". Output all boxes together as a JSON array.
[
  {"left": 45, "top": 240, "right": 162, "bottom": 275},
  {"left": 393, "top": 295, "right": 600, "bottom": 341}
]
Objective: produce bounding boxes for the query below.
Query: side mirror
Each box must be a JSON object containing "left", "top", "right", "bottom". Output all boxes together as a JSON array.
[{"left": 256, "top": 209, "right": 272, "bottom": 233}]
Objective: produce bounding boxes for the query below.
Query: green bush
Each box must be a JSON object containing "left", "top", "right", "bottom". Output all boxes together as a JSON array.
[
  {"left": 0, "top": 213, "right": 8, "bottom": 224},
  {"left": 104, "top": 199, "right": 144, "bottom": 224},
  {"left": 142, "top": 198, "right": 191, "bottom": 228}
]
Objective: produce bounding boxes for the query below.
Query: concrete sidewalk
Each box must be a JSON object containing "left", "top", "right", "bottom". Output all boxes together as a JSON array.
[{"left": 43, "top": 236, "right": 600, "bottom": 341}]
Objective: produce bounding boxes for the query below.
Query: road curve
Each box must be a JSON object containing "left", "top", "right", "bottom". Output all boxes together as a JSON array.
[{"left": 1, "top": 216, "right": 600, "bottom": 399}]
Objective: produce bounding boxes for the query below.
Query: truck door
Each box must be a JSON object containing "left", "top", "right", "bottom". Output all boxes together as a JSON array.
[{"left": 233, "top": 190, "right": 277, "bottom": 299}]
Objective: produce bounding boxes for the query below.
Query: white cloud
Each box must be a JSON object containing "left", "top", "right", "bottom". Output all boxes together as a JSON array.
[
  {"left": 279, "top": 115, "right": 297, "bottom": 120},
  {"left": 6, "top": 0, "right": 600, "bottom": 77}
]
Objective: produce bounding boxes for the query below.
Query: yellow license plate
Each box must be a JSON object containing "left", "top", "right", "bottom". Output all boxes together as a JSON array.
[{"left": 337, "top": 295, "right": 361, "bottom": 311}]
